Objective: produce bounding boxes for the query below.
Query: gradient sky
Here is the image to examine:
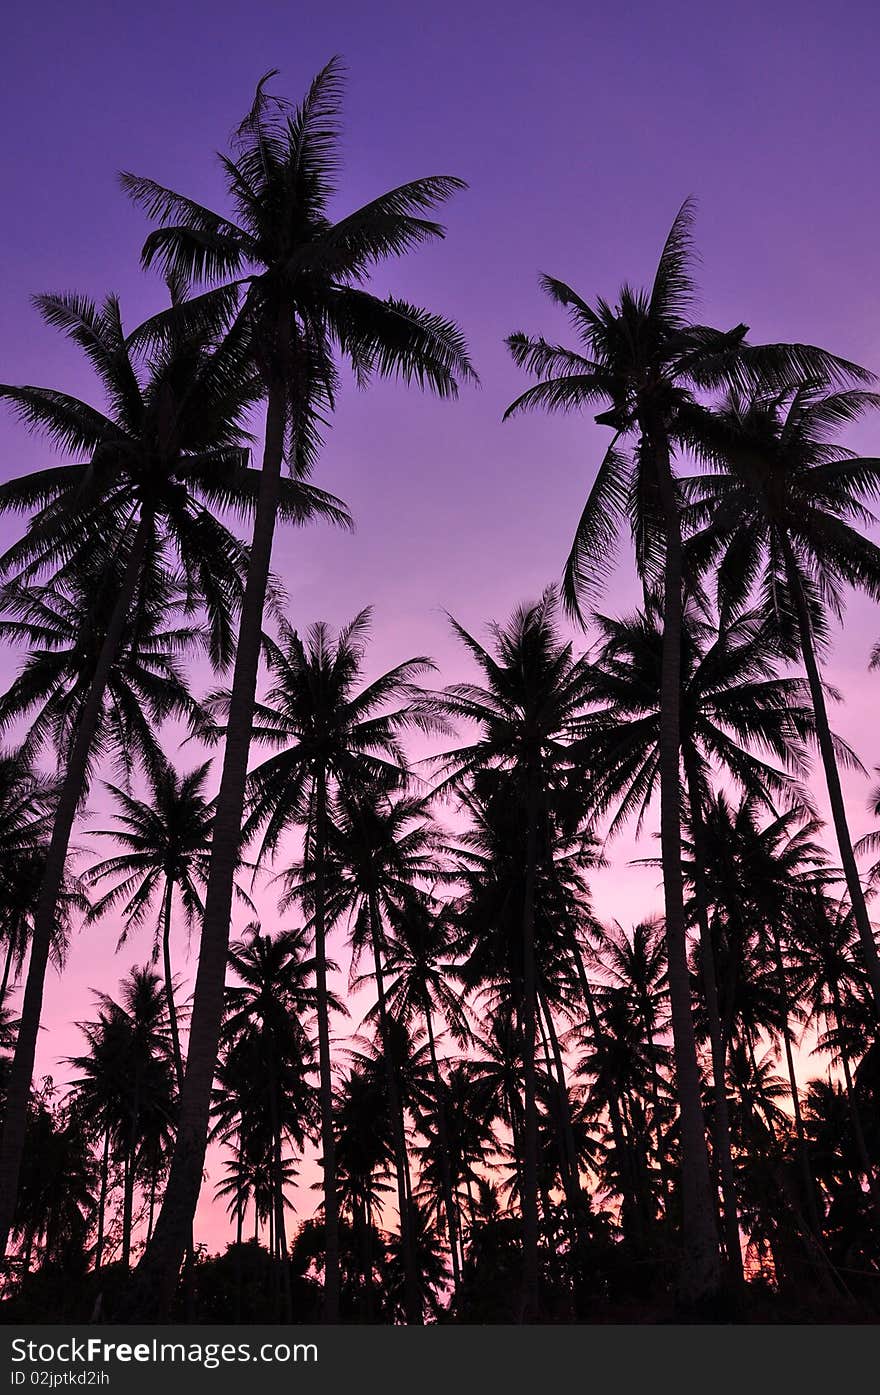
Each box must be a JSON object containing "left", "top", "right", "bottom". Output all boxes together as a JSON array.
[{"left": 3, "top": 0, "right": 880, "bottom": 1248}]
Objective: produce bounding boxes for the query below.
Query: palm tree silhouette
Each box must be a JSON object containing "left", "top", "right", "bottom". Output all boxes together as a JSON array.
[
  {"left": 0, "top": 286, "right": 288, "bottom": 1255},
  {"left": 584, "top": 598, "right": 816, "bottom": 1280},
  {"left": 504, "top": 199, "right": 866, "bottom": 1306},
  {"left": 68, "top": 967, "right": 175, "bottom": 1269},
  {"left": 236, "top": 607, "right": 434, "bottom": 1317},
  {"left": 318, "top": 788, "right": 439, "bottom": 1322},
  {"left": 431, "top": 589, "right": 594, "bottom": 1317},
  {"left": 121, "top": 61, "right": 474, "bottom": 1304},
  {"left": 85, "top": 761, "right": 221, "bottom": 1090},
  {"left": 686, "top": 380, "right": 880, "bottom": 1013},
  {"left": 222, "top": 926, "right": 321, "bottom": 1317}
]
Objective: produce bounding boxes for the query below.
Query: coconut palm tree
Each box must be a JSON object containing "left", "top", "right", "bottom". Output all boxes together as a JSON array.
[
  {"left": 582, "top": 598, "right": 816, "bottom": 1280},
  {"left": 0, "top": 560, "right": 206, "bottom": 1254},
  {"left": 695, "top": 792, "right": 832, "bottom": 1245},
  {"left": 787, "top": 892, "right": 876, "bottom": 1189},
  {"left": 68, "top": 967, "right": 176, "bottom": 1269},
  {"left": 332, "top": 1064, "right": 395, "bottom": 1320},
  {"left": 230, "top": 607, "right": 433, "bottom": 1317},
  {"left": 430, "top": 589, "right": 594, "bottom": 1317},
  {"left": 11, "top": 1089, "right": 96, "bottom": 1278},
  {"left": 312, "top": 788, "right": 439, "bottom": 1322},
  {"left": 504, "top": 199, "right": 867, "bottom": 1305},
  {"left": 0, "top": 281, "right": 331, "bottom": 1255},
  {"left": 122, "top": 62, "right": 474, "bottom": 1306},
  {"left": 378, "top": 896, "right": 470, "bottom": 1295},
  {"left": 223, "top": 925, "right": 322, "bottom": 1312},
  {"left": 85, "top": 760, "right": 253, "bottom": 1090},
  {"left": 684, "top": 380, "right": 880, "bottom": 1014}
]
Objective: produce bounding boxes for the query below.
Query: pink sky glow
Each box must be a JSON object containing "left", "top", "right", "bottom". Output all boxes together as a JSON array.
[{"left": 3, "top": 0, "right": 880, "bottom": 1254}]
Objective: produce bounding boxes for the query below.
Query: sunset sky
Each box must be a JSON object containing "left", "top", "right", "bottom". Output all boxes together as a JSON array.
[{"left": 3, "top": 0, "right": 880, "bottom": 1246}]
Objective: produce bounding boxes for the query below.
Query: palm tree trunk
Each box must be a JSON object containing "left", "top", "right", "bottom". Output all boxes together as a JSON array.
[
  {"left": 537, "top": 987, "right": 587, "bottom": 1236},
  {"left": 422, "top": 1001, "right": 462, "bottom": 1296},
  {"left": 682, "top": 748, "right": 743, "bottom": 1287},
  {"left": 313, "top": 768, "right": 340, "bottom": 1321},
  {"left": 638, "top": 986, "right": 672, "bottom": 1213},
  {"left": 0, "top": 938, "right": 15, "bottom": 1006},
  {"left": 364, "top": 1194, "right": 376, "bottom": 1322},
  {"left": 273, "top": 1129, "right": 292, "bottom": 1322},
  {"left": 234, "top": 1179, "right": 243, "bottom": 1326},
  {"left": 122, "top": 1150, "right": 134, "bottom": 1270},
  {"left": 95, "top": 1128, "right": 110, "bottom": 1271},
  {"left": 0, "top": 516, "right": 150, "bottom": 1260},
  {"left": 147, "top": 1168, "right": 157, "bottom": 1243},
  {"left": 566, "top": 930, "right": 643, "bottom": 1245},
  {"left": 770, "top": 925, "right": 822, "bottom": 1236},
  {"left": 366, "top": 889, "right": 420, "bottom": 1324},
  {"left": 654, "top": 434, "right": 721, "bottom": 1307},
  {"left": 829, "top": 980, "right": 875, "bottom": 1188},
  {"left": 518, "top": 768, "right": 540, "bottom": 1321},
  {"left": 784, "top": 547, "right": 880, "bottom": 1015},
  {"left": 131, "top": 377, "right": 287, "bottom": 1312},
  {"left": 161, "top": 879, "right": 184, "bottom": 1093},
  {"left": 122, "top": 1069, "right": 142, "bottom": 1271}
]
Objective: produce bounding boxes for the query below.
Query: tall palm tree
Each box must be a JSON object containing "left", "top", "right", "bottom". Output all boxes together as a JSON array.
[
  {"left": 582, "top": 598, "right": 815, "bottom": 1279},
  {"left": 234, "top": 608, "right": 433, "bottom": 1318},
  {"left": 0, "top": 560, "right": 204, "bottom": 1255},
  {"left": 685, "top": 380, "right": 880, "bottom": 1013},
  {"left": 503, "top": 201, "right": 864, "bottom": 1306},
  {"left": 0, "top": 284, "right": 319, "bottom": 1255},
  {"left": 122, "top": 61, "right": 473, "bottom": 1306},
  {"left": 431, "top": 589, "right": 594, "bottom": 1317}
]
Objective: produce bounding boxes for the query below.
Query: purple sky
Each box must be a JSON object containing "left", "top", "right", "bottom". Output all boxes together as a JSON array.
[{"left": 3, "top": 0, "right": 880, "bottom": 1247}]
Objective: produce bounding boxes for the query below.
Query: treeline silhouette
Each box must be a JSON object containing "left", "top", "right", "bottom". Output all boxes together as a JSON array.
[{"left": 1, "top": 59, "right": 880, "bottom": 1325}]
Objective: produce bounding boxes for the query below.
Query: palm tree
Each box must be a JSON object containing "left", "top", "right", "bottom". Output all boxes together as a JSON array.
[
  {"left": 791, "top": 892, "right": 876, "bottom": 1188},
  {"left": 0, "top": 283, "right": 315, "bottom": 1255},
  {"left": 504, "top": 199, "right": 866, "bottom": 1305},
  {"left": 85, "top": 759, "right": 250, "bottom": 1090},
  {"left": 315, "top": 788, "right": 439, "bottom": 1322},
  {"left": 696, "top": 792, "right": 832, "bottom": 1243},
  {"left": 68, "top": 967, "right": 176, "bottom": 1269},
  {"left": 11, "top": 1088, "right": 96, "bottom": 1278},
  {"left": 447, "top": 771, "right": 601, "bottom": 1294},
  {"left": 223, "top": 926, "right": 322, "bottom": 1317},
  {"left": 0, "top": 560, "right": 203, "bottom": 1256},
  {"left": 583, "top": 598, "right": 815, "bottom": 1280},
  {"left": 685, "top": 380, "right": 880, "bottom": 1014},
  {"left": 591, "top": 919, "right": 670, "bottom": 1194},
  {"left": 332, "top": 1064, "right": 395, "bottom": 1320},
  {"left": 379, "top": 896, "right": 470, "bottom": 1296},
  {"left": 234, "top": 607, "right": 433, "bottom": 1318},
  {"left": 430, "top": 589, "right": 594, "bottom": 1317},
  {"left": 122, "top": 61, "right": 473, "bottom": 1306}
]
